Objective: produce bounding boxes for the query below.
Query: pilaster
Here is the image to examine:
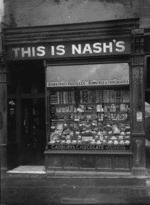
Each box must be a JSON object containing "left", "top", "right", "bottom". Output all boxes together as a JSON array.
[
  {"left": 131, "top": 29, "right": 146, "bottom": 176},
  {"left": 0, "top": 40, "right": 7, "bottom": 176}
]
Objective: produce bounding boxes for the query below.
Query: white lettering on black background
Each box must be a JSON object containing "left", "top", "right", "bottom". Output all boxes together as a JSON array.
[{"left": 9, "top": 38, "right": 130, "bottom": 60}]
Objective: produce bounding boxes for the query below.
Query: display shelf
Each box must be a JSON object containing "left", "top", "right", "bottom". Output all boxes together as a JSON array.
[
  {"left": 55, "top": 112, "right": 74, "bottom": 114},
  {"left": 79, "top": 102, "right": 130, "bottom": 105},
  {"left": 50, "top": 104, "right": 75, "bottom": 106},
  {"left": 51, "top": 119, "right": 73, "bottom": 121},
  {"left": 80, "top": 111, "right": 129, "bottom": 113},
  {"left": 48, "top": 87, "right": 131, "bottom": 150}
]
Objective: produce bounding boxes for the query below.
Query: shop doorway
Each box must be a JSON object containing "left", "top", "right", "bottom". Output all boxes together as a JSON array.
[
  {"left": 7, "top": 60, "right": 46, "bottom": 168},
  {"left": 21, "top": 98, "right": 45, "bottom": 165}
]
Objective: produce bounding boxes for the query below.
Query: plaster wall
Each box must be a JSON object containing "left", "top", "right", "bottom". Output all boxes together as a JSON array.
[
  {"left": 0, "top": 0, "right": 4, "bottom": 24},
  {"left": 3, "top": 0, "right": 140, "bottom": 27},
  {"left": 0, "top": 0, "right": 4, "bottom": 50},
  {"left": 139, "top": 0, "right": 150, "bottom": 28}
]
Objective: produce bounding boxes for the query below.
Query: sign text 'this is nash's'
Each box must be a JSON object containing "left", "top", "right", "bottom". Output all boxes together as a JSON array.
[{"left": 11, "top": 40, "right": 126, "bottom": 59}]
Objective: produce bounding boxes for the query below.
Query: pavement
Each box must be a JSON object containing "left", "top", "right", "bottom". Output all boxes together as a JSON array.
[
  {"left": 1, "top": 170, "right": 150, "bottom": 205},
  {"left": 1, "top": 146, "right": 150, "bottom": 205}
]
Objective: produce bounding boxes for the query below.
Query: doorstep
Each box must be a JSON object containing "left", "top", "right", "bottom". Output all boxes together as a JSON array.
[{"left": 6, "top": 165, "right": 46, "bottom": 177}]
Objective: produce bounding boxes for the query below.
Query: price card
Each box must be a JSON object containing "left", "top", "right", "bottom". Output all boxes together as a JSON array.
[
  {"left": 82, "top": 136, "right": 93, "bottom": 141},
  {"left": 136, "top": 111, "right": 143, "bottom": 122}
]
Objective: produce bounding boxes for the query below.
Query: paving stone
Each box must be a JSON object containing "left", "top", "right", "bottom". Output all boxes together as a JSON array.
[{"left": 1, "top": 176, "right": 150, "bottom": 205}]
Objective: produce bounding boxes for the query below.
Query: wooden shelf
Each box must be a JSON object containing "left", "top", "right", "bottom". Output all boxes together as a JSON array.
[
  {"left": 80, "top": 102, "right": 130, "bottom": 104},
  {"left": 50, "top": 104, "right": 75, "bottom": 106},
  {"left": 45, "top": 149, "right": 133, "bottom": 155}
]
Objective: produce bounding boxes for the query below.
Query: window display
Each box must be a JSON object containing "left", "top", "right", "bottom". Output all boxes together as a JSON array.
[{"left": 46, "top": 64, "right": 131, "bottom": 151}]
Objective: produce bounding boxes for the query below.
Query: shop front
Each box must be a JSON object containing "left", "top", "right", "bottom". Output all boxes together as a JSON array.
[
  {"left": 45, "top": 62, "right": 131, "bottom": 172},
  {"left": 3, "top": 19, "right": 146, "bottom": 179}
]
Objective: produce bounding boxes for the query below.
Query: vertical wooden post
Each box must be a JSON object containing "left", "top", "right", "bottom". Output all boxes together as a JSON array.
[
  {"left": 0, "top": 49, "right": 7, "bottom": 176},
  {"left": 131, "top": 29, "right": 146, "bottom": 176}
]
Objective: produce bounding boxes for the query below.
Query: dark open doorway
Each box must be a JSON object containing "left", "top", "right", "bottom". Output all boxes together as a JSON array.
[
  {"left": 21, "top": 98, "right": 45, "bottom": 165},
  {"left": 7, "top": 60, "right": 45, "bottom": 168}
]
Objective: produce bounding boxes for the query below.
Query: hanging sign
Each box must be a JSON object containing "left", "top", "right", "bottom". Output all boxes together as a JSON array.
[{"left": 6, "top": 38, "right": 131, "bottom": 60}]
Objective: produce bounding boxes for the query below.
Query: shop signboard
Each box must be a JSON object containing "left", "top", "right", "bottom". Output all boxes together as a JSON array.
[
  {"left": 6, "top": 38, "right": 131, "bottom": 60},
  {"left": 48, "top": 143, "right": 130, "bottom": 150}
]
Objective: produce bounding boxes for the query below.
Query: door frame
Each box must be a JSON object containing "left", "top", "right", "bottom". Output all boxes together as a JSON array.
[{"left": 8, "top": 90, "right": 45, "bottom": 165}]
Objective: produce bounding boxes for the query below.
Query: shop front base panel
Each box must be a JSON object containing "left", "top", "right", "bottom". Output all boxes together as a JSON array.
[
  {"left": 45, "top": 150, "right": 133, "bottom": 171},
  {"left": 44, "top": 150, "right": 146, "bottom": 185}
]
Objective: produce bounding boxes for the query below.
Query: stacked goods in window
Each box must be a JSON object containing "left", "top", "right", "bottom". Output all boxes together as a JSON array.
[
  {"left": 48, "top": 87, "right": 131, "bottom": 150},
  {"left": 50, "top": 92, "right": 59, "bottom": 104}
]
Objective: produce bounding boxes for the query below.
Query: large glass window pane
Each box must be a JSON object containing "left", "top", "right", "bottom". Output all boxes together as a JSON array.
[
  {"left": 46, "top": 63, "right": 130, "bottom": 151},
  {"left": 46, "top": 63, "right": 129, "bottom": 87}
]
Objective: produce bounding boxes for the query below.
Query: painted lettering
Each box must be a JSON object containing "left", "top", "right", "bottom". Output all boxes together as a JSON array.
[
  {"left": 12, "top": 48, "right": 20, "bottom": 58},
  {"left": 103, "top": 42, "right": 113, "bottom": 53},
  {"left": 9, "top": 39, "right": 129, "bottom": 60},
  {"left": 72, "top": 44, "right": 81, "bottom": 54},
  {"left": 82, "top": 44, "right": 92, "bottom": 54},
  {"left": 21, "top": 47, "right": 31, "bottom": 57},
  {"left": 93, "top": 43, "right": 102, "bottom": 53},
  {"left": 37, "top": 46, "right": 45, "bottom": 56},
  {"left": 51, "top": 46, "right": 55, "bottom": 55},
  {"left": 32, "top": 47, "right": 36, "bottom": 57},
  {"left": 56, "top": 45, "right": 65, "bottom": 55},
  {"left": 115, "top": 41, "right": 125, "bottom": 52}
]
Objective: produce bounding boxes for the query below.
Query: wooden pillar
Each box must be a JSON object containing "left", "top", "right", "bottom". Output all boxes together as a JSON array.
[
  {"left": 0, "top": 53, "right": 7, "bottom": 175},
  {"left": 131, "top": 29, "right": 146, "bottom": 176}
]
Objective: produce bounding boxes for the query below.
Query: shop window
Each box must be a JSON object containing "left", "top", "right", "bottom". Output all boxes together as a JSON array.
[{"left": 46, "top": 63, "right": 131, "bottom": 151}]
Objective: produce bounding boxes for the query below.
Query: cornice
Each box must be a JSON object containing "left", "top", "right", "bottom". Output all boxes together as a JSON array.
[{"left": 3, "top": 18, "right": 139, "bottom": 46}]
